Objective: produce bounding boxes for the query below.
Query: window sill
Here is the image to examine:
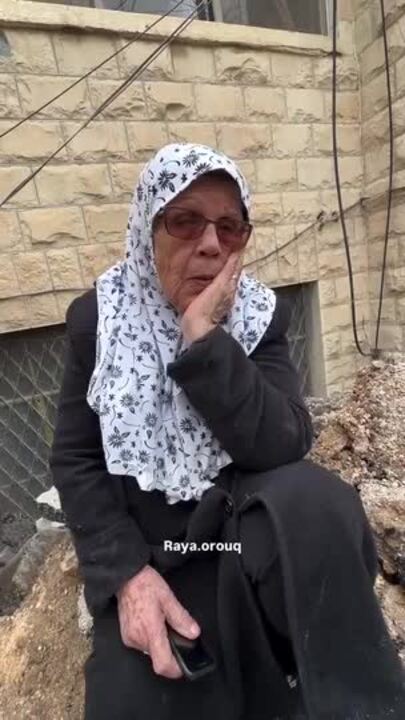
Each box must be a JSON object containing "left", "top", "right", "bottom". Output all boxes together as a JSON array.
[{"left": 0, "top": 1, "right": 348, "bottom": 57}]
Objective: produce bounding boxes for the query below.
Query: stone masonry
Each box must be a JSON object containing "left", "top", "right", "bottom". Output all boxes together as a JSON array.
[{"left": 0, "top": 0, "right": 403, "bottom": 394}]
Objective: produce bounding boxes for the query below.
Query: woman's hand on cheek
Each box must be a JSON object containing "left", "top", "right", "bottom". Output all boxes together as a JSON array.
[{"left": 180, "top": 252, "right": 243, "bottom": 344}]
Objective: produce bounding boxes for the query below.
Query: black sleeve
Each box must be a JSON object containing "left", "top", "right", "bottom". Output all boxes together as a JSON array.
[
  {"left": 49, "top": 300, "right": 152, "bottom": 617},
  {"left": 166, "top": 295, "right": 313, "bottom": 472}
]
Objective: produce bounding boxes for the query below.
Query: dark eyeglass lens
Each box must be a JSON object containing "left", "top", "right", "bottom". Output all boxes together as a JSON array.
[{"left": 165, "top": 209, "right": 204, "bottom": 240}]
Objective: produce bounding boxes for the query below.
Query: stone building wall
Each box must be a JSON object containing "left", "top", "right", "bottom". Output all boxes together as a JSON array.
[
  {"left": 355, "top": 0, "right": 405, "bottom": 355},
  {"left": 0, "top": 0, "right": 369, "bottom": 394}
]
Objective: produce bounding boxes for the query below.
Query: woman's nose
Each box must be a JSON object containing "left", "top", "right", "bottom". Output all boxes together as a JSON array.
[{"left": 197, "top": 221, "right": 221, "bottom": 255}]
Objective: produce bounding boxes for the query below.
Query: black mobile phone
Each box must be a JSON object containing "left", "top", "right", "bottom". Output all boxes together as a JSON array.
[{"left": 167, "top": 625, "right": 216, "bottom": 681}]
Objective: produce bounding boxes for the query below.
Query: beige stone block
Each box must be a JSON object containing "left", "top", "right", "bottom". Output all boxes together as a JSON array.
[
  {"left": 271, "top": 53, "right": 313, "bottom": 87},
  {"left": 360, "top": 37, "right": 385, "bottom": 83},
  {"left": 78, "top": 244, "right": 111, "bottom": 286},
  {"left": 319, "top": 279, "right": 336, "bottom": 306},
  {"left": 0, "top": 122, "right": 65, "bottom": 164},
  {"left": 117, "top": 40, "right": 173, "bottom": 80},
  {"left": 145, "top": 82, "right": 194, "bottom": 121},
  {"left": 253, "top": 225, "right": 276, "bottom": 260},
  {"left": 297, "top": 158, "right": 334, "bottom": 189},
  {"left": 362, "top": 72, "right": 394, "bottom": 120},
  {"left": 257, "top": 258, "right": 280, "bottom": 287},
  {"left": 281, "top": 191, "right": 320, "bottom": 223},
  {"left": 47, "top": 248, "right": 84, "bottom": 290},
  {"left": 396, "top": 133, "right": 405, "bottom": 170},
  {"left": 0, "top": 210, "right": 24, "bottom": 251},
  {"left": 385, "top": 266, "right": 405, "bottom": 293},
  {"left": 126, "top": 122, "right": 168, "bottom": 160},
  {"left": 368, "top": 239, "right": 398, "bottom": 269},
  {"left": 286, "top": 89, "right": 324, "bottom": 122},
  {"left": 17, "top": 76, "right": 91, "bottom": 119},
  {"left": 35, "top": 164, "right": 111, "bottom": 205},
  {"left": 335, "top": 273, "right": 369, "bottom": 304},
  {"left": 237, "top": 160, "right": 256, "bottom": 192},
  {"left": 339, "top": 0, "right": 355, "bottom": 20},
  {"left": 323, "top": 332, "right": 342, "bottom": 359},
  {"left": 0, "top": 168, "right": 37, "bottom": 209},
  {"left": 313, "top": 124, "right": 361, "bottom": 155},
  {"left": 317, "top": 216, "right": 354, "bottom": 249},
  {"left": 320, "top": 188, "right": 362, "bottom": 216},
  {"left": 52, "top": 32, "right": 119, "bottom": 78},
  {"left": 64, "top": 121, "right": 128, "bottom": 162},
  {"left": 318, "top": 247, "right": 348, "bottom": 277},
  {"left": 373, "top": 324, "right": 403, "bottom": 352},
  {"left": 26, "top": 292, "right": 59, "bottom": 326},
  {"left": 0, "top": 297, "right": 28, "bottom": 331},
  {"left": 251, "top": 193, "right": 283, "bottom": 225},
  {"left": 298, "top": 233, "right": 318, "bottom": 280},
  {"left": 390, "top": 204, "right": 405, "bottom": 234},
  {"left": 396, "top": 55, "right": 405, "bottom": 99},
  {"left": 104, "top": 241, "right": 125, "bottom": 266},
  {"left": 242, "top": 238, "right": 259, "bottom": 267},
  {"left": 244, "top": 87, "right": 285, "bottom": 121},
  {"left": 214, "top": 47, "right": 270, "bottom": 84},
  {"left": 0, "top": 74, "right": 20, "bottom": 119},
  {"left": 172, "top": 45, "right": 215, "bottom": 81},
  {"left": 393, "top": 95, "right": 405, "bottom": 136},
  {"left": 168, "top": 123, "right": 217, "bottom": 148},
  {"left": 325, "top": 355, "right": 357, "bottom": 386},
  {"left": 84, "top": 204, "right": 128, "bottom": 244},
  {"left": 0, "top": 210, "right": 24, "bottom": 252},
  {"left": 217, "top": 124, "right": 271, "bottom": 158},
  {"left": 195, "top": 85, "right": 244, "bottom": 121},
  {"left": 362, "top": 109, "right": 389, "bottom": 151},
  {"left": 0, "top": 255, "right": 20, "bottom": 299},
  {"left": 364, "top": 145, "right": 390, "bottom": 184},
  {"left": 2, "top": 30, "right": 56, "bottom": 74},
  {"left": 256, "top": 159, "right": 296, "bottom": 192},
  {"left": 324, "top": 92, "right": 360, "bottom": 123},
  {"left": 322, "top": 303, "right": 351, "bottom": 330},
  {"left": 110, "top": 162, "right": 145, "bottom": 201},
  {"left": 87, "top": 80, "right": 146, "bottom": 120},
  {"left": 369, "top": 298, "right": 396, "bottom": 323},
  {"left": 20, "top": 207, "right": 86, "bottom": 246},
  {"left": 275, "top": 226, "right": 298, "bottom": 283},
  {"left": 397, "top": 296, "right": 405, "bottom": 323},
  {"left": 355, "top": 6, "right": 376, "bottom": 53},
  {"left": 313, "top": 57, "right": 358, "bottom": 90},
  {"left": 14, "top": 252, "right": 52, "bottom": 294},
  {"left": 272, "top": 124, "right": 312, "bottom": 158}
]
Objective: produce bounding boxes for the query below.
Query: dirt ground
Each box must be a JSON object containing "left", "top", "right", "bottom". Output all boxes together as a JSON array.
[
  {"left": 0, "top": 534, "right": 90, "bottom": 720},
  {"left": 0, "top": 360, "right": 404, "bottom": 719}
]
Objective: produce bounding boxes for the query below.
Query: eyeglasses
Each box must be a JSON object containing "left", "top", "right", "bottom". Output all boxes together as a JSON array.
[{"left": 155, "top": 206, "right": 253, "bottom": 250}]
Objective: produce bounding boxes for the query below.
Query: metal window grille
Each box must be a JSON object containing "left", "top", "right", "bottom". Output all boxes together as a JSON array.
[
  {"left": 0, "top": 326, "right": 67, "bottom": 521},
  {"left": 0, "top": 291, "right": 310, "bottom": 521},
  {"left": 276, "top": 284, "right": 311, "bottom": 397}
]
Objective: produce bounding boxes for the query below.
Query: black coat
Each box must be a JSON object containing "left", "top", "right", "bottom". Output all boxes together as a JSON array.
[
  {"left": 49, "top": 287, "right": 312, "bottom": 617},
  {"left": 50, "top": 289, "right": 405, "bottom": 719}
]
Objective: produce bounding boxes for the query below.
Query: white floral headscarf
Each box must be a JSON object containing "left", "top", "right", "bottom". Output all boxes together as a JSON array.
[{"left": 87, "top": 143, "right": 276, "bottom": 505}]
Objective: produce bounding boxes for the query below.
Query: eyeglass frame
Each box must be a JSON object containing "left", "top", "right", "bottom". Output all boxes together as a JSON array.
[{"left": 154, "top": 205, "right": 253, "bottom": 247}]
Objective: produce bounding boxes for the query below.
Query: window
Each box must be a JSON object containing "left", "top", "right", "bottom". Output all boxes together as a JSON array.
[{"left": 91, "top": 0, "right": 331, "bottom": 36}]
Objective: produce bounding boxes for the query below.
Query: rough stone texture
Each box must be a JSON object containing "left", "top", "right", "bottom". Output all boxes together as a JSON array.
[{"left": 0, "top": 1, "right": 403, "bottom": 388}]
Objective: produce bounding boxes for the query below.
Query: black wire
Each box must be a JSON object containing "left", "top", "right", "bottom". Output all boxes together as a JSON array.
[
  {"left": 332, "top": 0, "right": 370, "bottom": 357},
  {"left": 0, "top": 0, "right": 211, "bottom": 208},
  {"left": 0, "top": 0, "right": 185, "bottom": 141},
  {"left": 373, "top": 0, "right": 394, "bottom": 355}
]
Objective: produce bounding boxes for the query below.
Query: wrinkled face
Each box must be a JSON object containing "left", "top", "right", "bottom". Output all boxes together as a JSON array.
[{"left": 153, "top": 172, "right": 247, "bottom": 314}]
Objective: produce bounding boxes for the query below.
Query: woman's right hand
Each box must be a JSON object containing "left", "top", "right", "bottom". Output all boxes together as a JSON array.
[{"left": 116, "top": 564, "right": 201, "bottom": 679}]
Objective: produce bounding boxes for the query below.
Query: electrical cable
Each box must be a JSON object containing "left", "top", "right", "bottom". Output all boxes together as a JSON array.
[
  {"left": 0, "top": 0, "right": 185, "bottom": 141},
  {"left": 0, "top": 0, "right": 212, "bottom": 208},
  {"left": 332, "top": 0, "right": 370, "bottom": 357},
  {"left": 373, "top": 0, "right": 394, "bottom": 354}
]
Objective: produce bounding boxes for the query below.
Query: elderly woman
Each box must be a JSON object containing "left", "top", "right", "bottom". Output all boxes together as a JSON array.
[{"left": 50, "top": 143, "right": 404, "bottom": 720}]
